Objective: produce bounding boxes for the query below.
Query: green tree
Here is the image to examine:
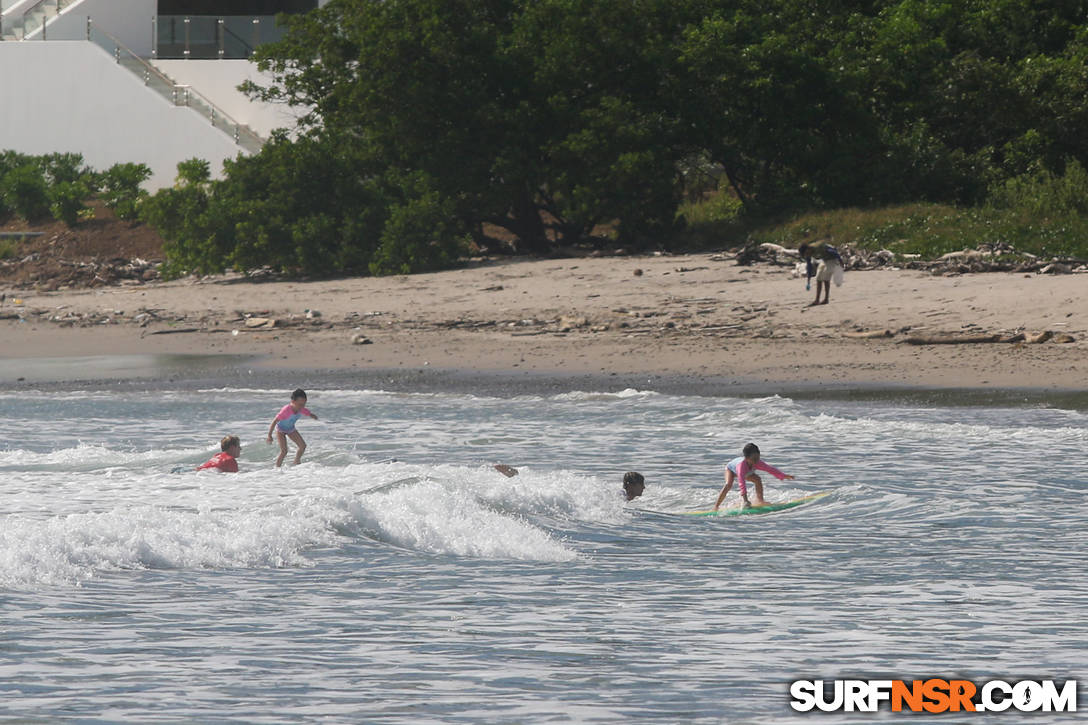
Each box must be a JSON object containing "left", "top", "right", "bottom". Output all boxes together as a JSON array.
[
  {"left": 100, "top": 163, "right": 152, "bottom": 220},
  {"left": 146, "top": 0, "right": 1088, "bottom": 277},
  {"left": 1, "top": 163, "right": 51, "bottom": 222},
  {"left": 246, "top": 0, "right": 697, "bottom": 252},
  {"left": 49, "top": 180, "right": 92, "bottom": 227},
  {"left": 141, "top": 159, "right": 218, "bottom": 277}
]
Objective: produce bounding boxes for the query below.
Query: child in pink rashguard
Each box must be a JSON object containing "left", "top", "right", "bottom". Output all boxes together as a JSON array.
[
  {"left": 713, "top": 442, "right": 794, "bottom": 510},
  {"left": 266, "top": 388, "right": 319, "bottom": 467}
]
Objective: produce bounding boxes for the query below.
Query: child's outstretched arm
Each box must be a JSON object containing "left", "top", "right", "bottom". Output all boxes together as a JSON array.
[
  {"left": 754, "top": 461, "right": 793, "bottom": 480},
  {"left": 266, "top": 417, "right": 278, "bottom": 443}
]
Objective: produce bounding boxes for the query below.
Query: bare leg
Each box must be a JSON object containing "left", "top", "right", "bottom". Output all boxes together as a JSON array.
[
  {"left": 714, "top": 469, "right": 736, "bottom": 510},
  {"left": 820, "top": 280, "right": 830, "bottom": 304},
  {"left": 275, "top": 431, "right": 289, "bottom": 467},
  {"left": 288, "top": 430, "right": 307, "bottom": 465},
  {"left": 749, "top": 473, "right": 767, "bottom": 506}
]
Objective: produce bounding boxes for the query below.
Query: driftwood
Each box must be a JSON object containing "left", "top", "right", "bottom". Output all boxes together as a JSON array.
[
  {"left": 904, "top": 334, "right": 1005, "bottom": 345},
  {"left": 904, "top": 331, "right": 1061, "bottom": 345},
  {"left": 843, "top": 329, "right": 894, "bottom": 339},
  {"left": 144, "top": 327, "right": 201, "bottom": 335},
  {"left": 1025, "top": 331, "right": 1053, "bottom": 344}
]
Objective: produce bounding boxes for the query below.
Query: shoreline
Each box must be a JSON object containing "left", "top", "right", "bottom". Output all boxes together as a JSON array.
[
  {"left": 2, "top": 252, "right": 1085, "bottom": 403},
  {"left": 6, "top": 356, "right": 1088, "bottom": 410}
]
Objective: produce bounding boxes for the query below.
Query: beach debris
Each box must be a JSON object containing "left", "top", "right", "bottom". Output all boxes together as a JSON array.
[
  {"left": 1039, "top": 263, "right": 1072, "bottom": 275},
  {"left": 350, "top": 333, "right": 372, "bottom": 345},
  {"left": 904, "top": 334, "right": 1006, "bottom": 345},
  {"left": 305, "top": 309, "right": 322, "bottom": 319},
  {"left": 1025, "top": 330, "right": 1053, "bottom": 344},
  {"left": 902, "top": 329, "right": 1074, "bottom": 345},
  {"left": 843, "top": 329, "right": 895, "bottom": 339},
  {"left": 244, "top": 317, "right": 277, "bottom": 329},
  {"left": 633, "top": 268, "right": 643, "bottom": 276},
  {"left": 1053, "top": 333, "right": 1076, "bottom": 343},
  {"left": 493, "top": 464, "right": 519, "bottom": 477},
  {"left": 736, "top": 241, "right": 813, "bottom": 267},
  {"left": 558, "top": 315, "right": 588, "bottom": 332},
  {"left": 145, "top": 328, "right": 201, "bottom": 335},
  {"left": 727, "top": 240, "right": 1086, "bottom": 276}
]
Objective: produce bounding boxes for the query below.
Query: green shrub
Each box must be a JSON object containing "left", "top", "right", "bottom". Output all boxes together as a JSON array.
[
  {"left": 370, "top": 190, "right": 467, "bottom": 276},
  {"left": 746, "top": 201, "right": 1088, "bottom": 260},
  {"left": 100, "top": 162, "right": 151, "bottom": 220},
  {"left": 1, "top": 164, "right": 51, "bottom": 222},
  {"left": 141, "top": 159, "right": 216, "bottom": 278},
  {"left": 39, "top": 152, "right": 95, "bottom": 187},
  {"left": 0, "top": 151, "right": 33, "bottom": 179},
  {"left": 987, "top": 159, "right": 1088, "bottom": 218},
  {"left": 678, "top": 191, "right": 744, "bottom": 227},
  {"left": 175, "top": 159, "right": 211, "bottom": 187},
  {"left": 49, "top": 180, "right": 92, "bottom": 227}
]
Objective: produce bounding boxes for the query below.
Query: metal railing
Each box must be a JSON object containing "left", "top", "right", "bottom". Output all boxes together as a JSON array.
[
  {"left": 153, "top": 14, "right": 285, "bottom": 59},
  {"left": 1, "top": 0, "right": 77, "bottom": 40},
  {"left": 86, "top": 18, "right": 264, "bottom": 154}
]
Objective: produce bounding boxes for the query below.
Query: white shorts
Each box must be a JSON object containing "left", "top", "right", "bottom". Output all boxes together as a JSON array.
[{"left": 816, "top": 259, "right": 844, "bottom": 286}]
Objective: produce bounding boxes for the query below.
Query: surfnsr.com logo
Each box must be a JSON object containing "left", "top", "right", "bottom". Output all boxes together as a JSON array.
[{"left": 789, "top": 679, "right": 1078, "bottom": 713}]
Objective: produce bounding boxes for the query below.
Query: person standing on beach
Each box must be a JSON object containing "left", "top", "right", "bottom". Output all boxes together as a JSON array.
[
  {"left": 197, "top": 435, "right": 242, "bottom": 472},
  {"left": 798, "top": 241, "right": 844, "bottom": 305},
  {"left": 713, "top": 443, "right": 794, "bottom": 510},
  {"left": 267, "top": 389, "right": 318, "bottom": 467}
]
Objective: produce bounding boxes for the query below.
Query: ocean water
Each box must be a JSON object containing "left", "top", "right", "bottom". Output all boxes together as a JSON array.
[{"left": 2, "top": 385, "right": 1085, "bottom": 722}]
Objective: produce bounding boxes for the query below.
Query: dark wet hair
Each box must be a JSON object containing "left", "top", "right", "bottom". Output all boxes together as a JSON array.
[
  {"left": 623, "top": 471, "right": 646, "bottom": 500},
  {"left": 742, "top": 442, "right": 760, "bottom": 458},
  {"left": 798, "top": 242, "right": 810, "bottom": 258},
  {"left": 291, "top": 388, "right": 307, "bottom": 401},
  {"left": 221, "top": 435, "right": 240, "bottom": 451}
]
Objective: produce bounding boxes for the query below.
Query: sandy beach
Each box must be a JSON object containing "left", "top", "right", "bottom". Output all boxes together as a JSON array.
[{"left": 1, "top": 252, "right": 1085, "bottom": 392}]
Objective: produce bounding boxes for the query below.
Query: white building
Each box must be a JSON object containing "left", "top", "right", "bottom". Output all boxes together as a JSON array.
[{"left": 0, "top": 0, "right": 329, "bottom": 188}]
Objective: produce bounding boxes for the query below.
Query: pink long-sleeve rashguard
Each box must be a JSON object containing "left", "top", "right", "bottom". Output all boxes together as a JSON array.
[{"left": 727, "top": 456, "right": 788, "bottom": 497}]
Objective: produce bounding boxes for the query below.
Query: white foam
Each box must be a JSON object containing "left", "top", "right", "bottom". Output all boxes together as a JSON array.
[
  {"left": 348, "top": 476, "right": 579, "bottom": 562},
  {"left": 0, "top": 501, "right": 340, "bottom": 588}
]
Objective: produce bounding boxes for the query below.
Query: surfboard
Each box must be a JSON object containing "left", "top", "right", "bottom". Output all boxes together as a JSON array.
[{"left": 684, "top": 491, "right": 830, "bottom": 517}]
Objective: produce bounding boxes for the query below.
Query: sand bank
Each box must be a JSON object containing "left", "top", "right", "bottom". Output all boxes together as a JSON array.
[{"left": 1, "top": 253, "right": 1084, "bottom": 392}]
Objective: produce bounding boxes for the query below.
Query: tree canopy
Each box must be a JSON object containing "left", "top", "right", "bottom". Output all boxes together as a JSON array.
[{"left": 147, "top": 0, "right": 1088, "bottom": 276}]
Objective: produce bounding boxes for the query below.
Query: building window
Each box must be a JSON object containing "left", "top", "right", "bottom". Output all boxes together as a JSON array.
[
  {"left": 158, "top": 1, "right": 317, "bottom": 14},
  {"left": 155, "top": 1, "right": 316, "bottom": 59}
]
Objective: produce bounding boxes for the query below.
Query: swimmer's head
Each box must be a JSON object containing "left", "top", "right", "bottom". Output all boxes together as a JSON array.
[{"left": 623, "top": 471, "right": 645, "bottom": 501}]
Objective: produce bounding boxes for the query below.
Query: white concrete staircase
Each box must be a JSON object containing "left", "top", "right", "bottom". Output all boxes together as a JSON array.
[
  {"left": 1, "top": 1, "right": 265, "bottom": 155},
  {"left": 0, "top": 0, "right": 77, "bottom": 40}
]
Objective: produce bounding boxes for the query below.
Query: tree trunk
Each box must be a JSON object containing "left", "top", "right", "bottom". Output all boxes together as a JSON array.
[{"left": 508, "top": 190, "right": 550, "bottom": 254}]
